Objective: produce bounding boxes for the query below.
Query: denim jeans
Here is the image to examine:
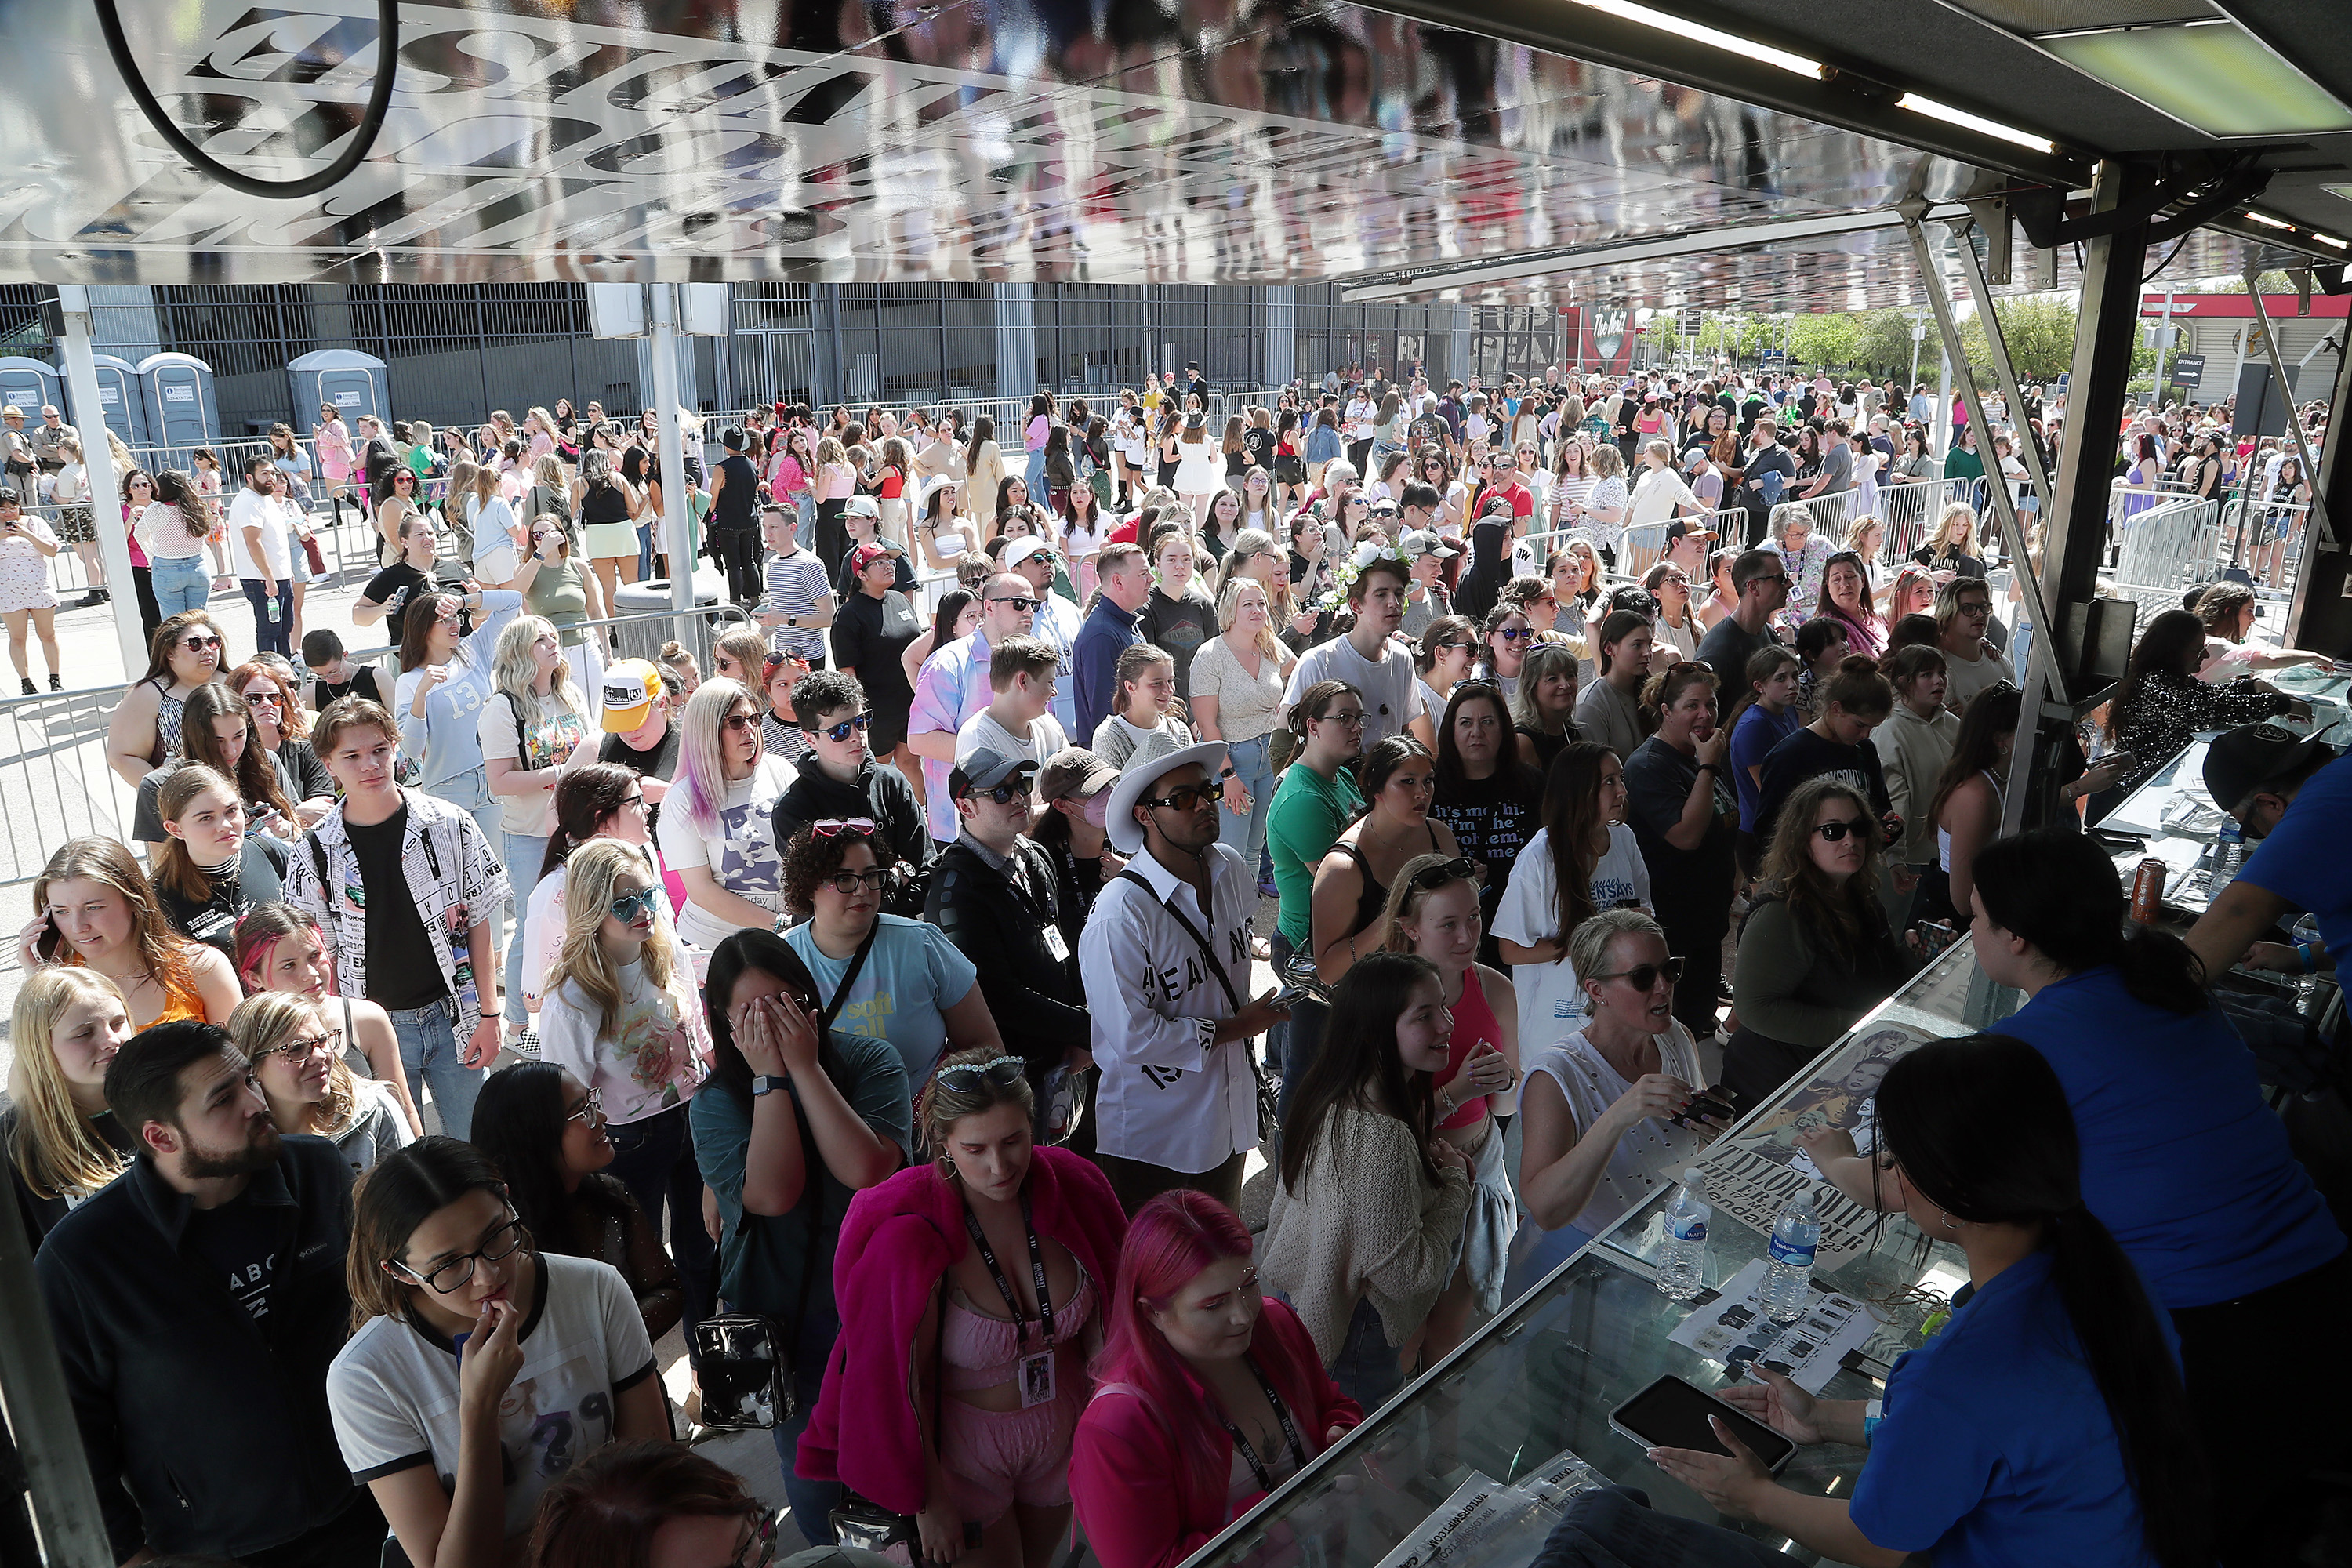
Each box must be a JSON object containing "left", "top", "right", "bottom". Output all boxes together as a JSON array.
[
  {"left": 429, "top": 767, "right": 505, "bottom": 998},
  {"left": 1024, "top": 446, "right": 1047, "bottom": 497},
  {"left": 1217, "top": 733, "right": 1278, "bottom": 873},
  {"left": 604, "top": 1102, "right": 719, "bottom": 1369},
  {"left": 499, "top": 831, "right": 549, "bottom": 1026},
  {"left": 765, "top": 1283, "right": 845, "bottom": 1545},
  {"left": 241, "top": 578, "right": 294, "bottom": 655},
  {"left": 1327, "top": 1294, "right": 1406, "bottom": 1413},
  {"left": 151, "top": 555, "right": 209, "bottom": 619},
  {"left": 385, "top": 997, "right": 485, "bottom": 1139}
]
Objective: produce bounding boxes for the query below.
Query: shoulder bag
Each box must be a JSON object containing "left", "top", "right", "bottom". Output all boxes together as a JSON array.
[{"left": 1116, "top": 869, "right": 1277, "bottom": 1143}]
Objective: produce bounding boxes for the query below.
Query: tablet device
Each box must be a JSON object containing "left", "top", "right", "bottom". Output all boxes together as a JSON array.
[{"left": 1608, "top": 1374, "right": 1798, "bottom": 1474}]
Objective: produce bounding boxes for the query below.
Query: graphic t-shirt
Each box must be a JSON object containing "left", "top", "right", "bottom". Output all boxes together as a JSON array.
[
  {"left": 539, "top": 956, "right": 712, "bottom": 1126},
  {"left": 478, "top": 693, "right": 590, "bottom": 837},
  {"left": 1431, "top": 767, "right": 1541, "bottom": 944},
  {"left": 783, "top": 913, "right": 979, "bottom": 1089},
  {"left": 328, "top": 1254, "right": 658, "bottom": 1542},
  {"left": 1490, "top": 824, "right": 1652, "bottom": 1051},
  {"left": 183, "top": 1190, "right": 281, "bottom": 1323},
  {"left": 657, "top": 756, "right": 797, "bottom": 950}
]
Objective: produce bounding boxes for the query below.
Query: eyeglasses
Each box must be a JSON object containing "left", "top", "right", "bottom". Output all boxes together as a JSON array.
[
  {"left": 1595, "top": 958, "right": 1685, "bottom": 991},
  {"left": 610, "top": 887, "right": 661, "bottom": 925},
  {"left": 812, "top": 817, "right": 876, "bottom": 837},
  {"left": 254, "top": 1030, "right": 335, "bottom": 1065},
  {"left": 816, "top": 711, "right": 873, "bottom": 743},
  {"left": 1811, "top": 817, "right": 1874, "bottom": 843},
  {"left": 720, "top": 712, "right": 760, "bottom": 733},
  {"left": 1406, "top": 857, "right": 1480, "bottom": 892},
  {"left": 728, "top": 1510, "right": 783, "bottom": 1568},
  {"left": 1313, "top": 709, "right": 1367, "bottom": 728},
  {"left": 1143, "top": 782, "right": 1220, "bottom": 812},
  {"left": 987, "top": 595, "right": 1042, "bottom": 612},
  {"left": 1955, "top": 600, "right": 1992, "bottom": 618},
  {"left": 394, "top": 1216, "right": 530, "bottom": 1294},
  {"left": 937, "top": 1054, "right": 1026, "bottom": 1087},
  {"left": 566, "top": 1088, "right": 606, "bottom": 1126},
  {"left": 179, "top": 635, "right": 223, "bottom": 652},
  {"left": 823, "top": 866, "right": 889, "bottom": 895}
]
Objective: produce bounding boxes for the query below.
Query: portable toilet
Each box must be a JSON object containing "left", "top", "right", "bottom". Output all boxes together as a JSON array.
[
  {"left": 288, "top": 349, "right": 389, "bottom": 430},
  {"left": 65, "top": 353, "right": 151, "bottom": 447},
  {"left": 138, "top": 352, "right": 219, "bottom": 454},
  {"left": 0, "top": 356, "right": 63, "bottom": 420}
]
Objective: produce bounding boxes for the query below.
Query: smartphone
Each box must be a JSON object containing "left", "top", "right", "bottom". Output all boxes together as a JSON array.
[
  {"left": 1608, "top": 1374, "right": 1797, "bottom": 1473},
  {"left": 1268, "top": 985, "right": 1316, "bottom": 1011},
  {"left": 1916, "top": 920, "right": 1959, "bottom": 960}
]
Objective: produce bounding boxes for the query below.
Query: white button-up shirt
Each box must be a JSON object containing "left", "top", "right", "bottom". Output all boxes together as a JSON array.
[{"left": 1080, "top": 840, "right": 1259, "bottom": 1173}]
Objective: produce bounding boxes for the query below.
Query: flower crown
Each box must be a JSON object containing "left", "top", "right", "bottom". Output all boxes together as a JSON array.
[{"left": 1321, "top": 539, "right": 1410, "bottom": 612}]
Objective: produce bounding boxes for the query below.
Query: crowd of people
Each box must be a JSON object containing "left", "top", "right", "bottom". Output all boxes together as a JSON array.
[{"left": 4, "top": 359, "right": 2349, "bottom": 1568}]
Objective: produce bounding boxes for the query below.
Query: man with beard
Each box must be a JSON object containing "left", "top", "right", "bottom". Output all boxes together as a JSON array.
[{"left": 37, "top": 1022, "right": 377, "bottom": 1566}]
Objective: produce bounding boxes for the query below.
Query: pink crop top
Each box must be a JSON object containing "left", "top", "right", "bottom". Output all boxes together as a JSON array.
[{"left": 942, "top": 1269, "right": 1097, "bottom": 1392}]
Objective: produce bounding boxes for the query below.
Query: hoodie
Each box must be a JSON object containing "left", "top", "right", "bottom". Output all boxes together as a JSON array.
[
  {"left": 1869, "top": 702, "right": 1961, "bottom": 866},
  {"left": 770, "top": 755, "right": 933, "bottom": 876}
]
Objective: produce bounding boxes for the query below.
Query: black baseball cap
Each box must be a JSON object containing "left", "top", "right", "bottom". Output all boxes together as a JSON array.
[{"left": 2202, "top": 723, "right": 2337, "bottom": 815}]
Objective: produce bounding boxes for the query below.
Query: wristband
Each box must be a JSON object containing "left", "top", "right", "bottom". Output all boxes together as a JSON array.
[{"left": 1862, "top": 1398, "right": 1884, "bottom": 1443}]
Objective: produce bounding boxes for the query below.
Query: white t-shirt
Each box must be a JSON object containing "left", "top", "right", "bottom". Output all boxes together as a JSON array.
[
  {"left": 1524, "top": 1022, "right": 1711, "bottom": 1238},
  {"left": 229, "top": 487, "right": 293, "bottom": 580},
  {"left": 476, "top": 689, "right": 590, "bottom": 837},
  {"left": 539, "top": 956, "right": 711, "bottom": 1127},
  {"left": 1489, "top": 823, "right": 1652, "bottom": 1054},
  {"left": 1280, "top": 633, "right": 1423, "bottom": 750},
  {"left": 521, "top": 842, "right": 677, "bottom": 1014},
  {"left": 954, "top": 708, "right": 1069, "bottom": 774},
  {"left": 656, "top": 755, "right": 796, "bottom": 950},
  {"left": 327, "top": 1254, "right": 657, "bottom": 1544}
]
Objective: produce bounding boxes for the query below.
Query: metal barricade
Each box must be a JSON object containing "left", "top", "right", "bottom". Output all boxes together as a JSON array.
[
  {"left": 1875, "top": 477, "right": 1970, "bottom": 563},
  {"left": 2104, "top": 495, "right": 2223, "bottom": 622},
  {"left": 0, "top": 681, "right": 136, "bottom": 886},
  {"left": 1512, "top": 501, "right": 1746, "bottom": 584}
]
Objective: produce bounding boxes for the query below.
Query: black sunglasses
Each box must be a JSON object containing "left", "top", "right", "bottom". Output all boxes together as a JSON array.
[
  {"left": 1143, "top": 782, "right": 1219, "bottom": 812},
  {"left": 818, "top": 711, "right": 873, "bottom": 743},
  {"left": 1811, "top": 817, "right": 1874, "bottom": 843},
  {"left": 1597, "top": 958, "right": 1685, "bottom": 992},
  {"left": 1406, "top": 857, "right": 1481, "bottom": 892},
  {"left": 960, "top": 780, "right": 1029, "bottom": 805}
]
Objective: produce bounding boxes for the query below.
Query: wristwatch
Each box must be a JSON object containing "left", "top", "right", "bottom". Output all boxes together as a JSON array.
[
  {"left": 787, "top": 615, "right": 797, "bottom": 627},
  {"left": 1694, "top": 761, "right": 1719, "bottom": 775},
  {"left": 750, "top": 1074, "right": 787, "bottom": 1097}
]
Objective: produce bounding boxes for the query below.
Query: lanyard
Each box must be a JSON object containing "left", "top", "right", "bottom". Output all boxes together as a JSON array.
[
  {"left": 962, "top": 1194, "right": 1054, "bottom": 1354},
  {"left": 1210, "top": 1354, "right": 1307, "bottom": 1493}
]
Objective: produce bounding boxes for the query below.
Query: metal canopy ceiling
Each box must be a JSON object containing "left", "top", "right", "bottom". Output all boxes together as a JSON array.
[{"left": 0, "top": 0, "right": 2319, "bottom": 308}]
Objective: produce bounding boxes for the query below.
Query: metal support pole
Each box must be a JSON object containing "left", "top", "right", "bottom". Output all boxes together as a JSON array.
[
  {"left": 2242, "top": 273, "right": 2336, "bottom": 558},
  {"left": 1904, "top": 213, "right": 2068, "bottom": 838},
  {"left": 1933, "top": 343, "right": 1952, "bottom": 460},
  {"left": 2150, "top": 290, "right": 2173, "bottom": 405},
  {"left": 648, "top": 284, "right": 697, "bottom": 651},
  {"left": 0, "top": 1136, "right": 114, "bottom": 1568},
  {"left": 2286, "top": 328, "right": 2352, "bottom": 652},
  {"left": 1949, "top": 223, "right": 2056, "bottom": 517},
  {"left": 57, "top": 287, "right": 144, "bottom": 679}
]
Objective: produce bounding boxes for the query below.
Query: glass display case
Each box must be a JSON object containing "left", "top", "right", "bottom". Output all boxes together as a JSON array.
[{"left": 1192, "top": 938, "right": 2024, "bottom": 1568}]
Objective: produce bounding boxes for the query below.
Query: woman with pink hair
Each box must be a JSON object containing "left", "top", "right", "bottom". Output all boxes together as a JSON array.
[{"left": 1069, "top": 1192, "right": 1362, "bottom": 1568}]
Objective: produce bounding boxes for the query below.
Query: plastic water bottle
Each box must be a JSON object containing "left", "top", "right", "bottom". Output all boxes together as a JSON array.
[
  {"left": 2293, "top": 914, "right": 2325, "bottom": 1011},
  {"left": 266, "top": 591, "right": 281, "bottom": 624},
  {"left": 2210, "top": 818, "right": 2246, "bottom": 896},
  {"left": 1656, "top": 1168, "right": 1711, "bottom": 1301},
  {"left": 1761, "top": 1190, "right": 1820, "bottom": 1324}
]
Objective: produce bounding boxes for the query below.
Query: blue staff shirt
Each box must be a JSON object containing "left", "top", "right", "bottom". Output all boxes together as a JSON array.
[{"left": 2241, "top": 750, "right": 2352, "bottom": 965}]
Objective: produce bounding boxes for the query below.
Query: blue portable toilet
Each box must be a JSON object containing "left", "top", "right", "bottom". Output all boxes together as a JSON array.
[
  {"left": 0, "top": 357, "right": 62, "bottom": 420},
  {"left": 64, "top": 354, "right": 151, "bottom": 447},
  {"left": 288, "top": 349, "right": 389, "bottom": 430},
  {"left": 138, "top": 353, "right": 219, "bottom": 456}
]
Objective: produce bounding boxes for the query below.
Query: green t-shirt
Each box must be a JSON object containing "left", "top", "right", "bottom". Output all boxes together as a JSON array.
[
  {"left": 1944, "top": 445, "right": 1985, "bottom": 483},
  {"left": 688, "top": 1034, "right": 913, "bottom": 1327},
  {"left": 1265, "top": 761, "right": 1364, "bottom": 946}
]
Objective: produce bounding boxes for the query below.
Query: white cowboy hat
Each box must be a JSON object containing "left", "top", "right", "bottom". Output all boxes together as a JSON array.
[{"left": 1105, "top": 739, "right": 1229, "bottom": 856}]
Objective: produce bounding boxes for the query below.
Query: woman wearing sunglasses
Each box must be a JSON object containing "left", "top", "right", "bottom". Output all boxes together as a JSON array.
[
  {"left": 329, "top": 1137, "right": 668, "bottom": 1568},
  {"left": 779, "top": 819, "right": 1000, "bottom": 1091},
  {"left": 1514, "top": 908, "right": 1728, "bottom": 1288},
  {"left": 803, "top": 1047, "right": 1127, "bottom": 1568},
  {"left": 229, "top": 989, "right": 412, "bottom": 1177},
  {"left": 104, "top": 609, "right": 228, "bottom": 790},
  {"left": 1724, "top": 778, "right": 1918, "bottom": 1111},
  {"left": 1380, "top": 855, "right": 1519, "bottom": 1359},
  {"left": 539, "top": 839, "right": 717, "bottom": 1361},
  {"left": 472, "top": 1060, "right": 684, "bottom": 1348},
  {"left": 658, "top": 678, "right": 797, "bottom": 952},
  {"left": 1469, "top": 602, "right": 1530, "bottom": 702},
  {"left": 1407, "top": 614, "right": 1479, "bottom": 751},
  {"left": 691, "top": 929, "right": 911, "bottom": 1544}
]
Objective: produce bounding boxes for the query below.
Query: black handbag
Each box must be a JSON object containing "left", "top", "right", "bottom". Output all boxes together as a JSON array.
[{"left": 1117, "top": 869, "right": 1279, "bottom": 1143}]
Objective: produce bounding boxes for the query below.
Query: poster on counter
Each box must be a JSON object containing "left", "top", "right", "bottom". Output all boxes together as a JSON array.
[
  {"left": 1696, "top": 1022, "right": 1941, "bottom": 1262},
  {"left": 1668, "top": 1258, "right": 1882, "bottom": 1394}
]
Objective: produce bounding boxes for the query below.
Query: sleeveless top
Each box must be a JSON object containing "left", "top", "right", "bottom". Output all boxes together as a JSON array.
[
  {"left": 941, "top": 1268, "right": 1096, "bottom": 1392},
  {"left": 1937, "top": 767, "right": 2005, "bottom": 872},
  {"left": 149, "top": 679, "right": 188, "bottom": 767},
  {"left": 1438, "top": 966, "right": 1503, "bottom": 1129},
  {"left": 713, "top": 455, "right": 760, "bottom": 530},
  {"left": 67, "top": 946, "right": 206, "bottom": 1026},
  {"left": 1339, "top": 823, "right": 1443, "bottom": 938},
  {"left": 579, "top": 481, "right": 631, "bottom": 528}
]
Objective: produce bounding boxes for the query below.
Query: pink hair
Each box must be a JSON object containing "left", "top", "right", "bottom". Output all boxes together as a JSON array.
[{"left": 1091, "top": 1191, "right": 1319, "bottom": 1519}]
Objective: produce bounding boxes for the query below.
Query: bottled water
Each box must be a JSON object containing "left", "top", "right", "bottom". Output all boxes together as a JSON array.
[
  {"left": 2294, "top": 914, "right": 2325, "bottom": 1011},
  {"left": 1656, "top": 1167, "right": 1711, "bottom": 1301},
  {"left": 1761, "top": 1190, "right": 1820, "bottom": 1324},
  {"left": 2209, "top": 818, "right": 2246, "bottom": 895},
  {"left": 266, "top": 592, "right": 282, "bottom": 623}
]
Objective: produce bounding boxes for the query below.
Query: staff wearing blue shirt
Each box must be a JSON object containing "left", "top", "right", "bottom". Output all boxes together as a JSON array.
[
  {"left": 2188, "top": 724, "right": 2347, "bottom": 988},
  {"left": 1816, "top": 826, "right": 2345, "bottom": 1566},
  {"left": 1653, "top": 1035, "right": 2209, "bottom": 1568}
]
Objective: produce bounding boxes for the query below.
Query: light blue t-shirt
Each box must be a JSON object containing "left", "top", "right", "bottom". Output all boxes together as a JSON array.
[
  {"left": 1850, "top": 1250, "right": 2165, "bottom": 1567},
  {"left": 783, "top": 913, "right": 979, "bottom": 1091}
]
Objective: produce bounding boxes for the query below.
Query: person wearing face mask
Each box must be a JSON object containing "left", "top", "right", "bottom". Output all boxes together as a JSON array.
[
  {"left": 1725, "top": 779, "right": 1918, "bottom": 1110},
  {"left": 800, "top": 1049, "right": 1128, "bottom": 1568},
  {"left": 1069, "top": 1191, "right": 1361, "bottom": 1568},
  {"left": 2, "top": 968, "right": 137, "bottom": 1243},
  {"left": 1033, "top": 747, "right": 1126, "bottom": 947},
  {"left": 42, "top": 1022, "right": 379, "bottom": 1566}
]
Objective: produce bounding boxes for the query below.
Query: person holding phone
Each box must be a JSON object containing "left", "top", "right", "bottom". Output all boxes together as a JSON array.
[{"left": 1650, "top": 1034, "right": 2211, "bottom": 1568}]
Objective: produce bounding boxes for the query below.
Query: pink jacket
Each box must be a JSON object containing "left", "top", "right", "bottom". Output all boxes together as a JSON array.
[
  {"left": 1069, "top": 1299, "right": 1361, "bottom": 1568},
  {"left": 797, "top": 1148, "right": 1128, "bottom": 1513}
]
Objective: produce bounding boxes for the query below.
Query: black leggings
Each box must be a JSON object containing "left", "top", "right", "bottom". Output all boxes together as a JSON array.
[{"left": 709, "top": 527, "right": 763, "bottom": 602}]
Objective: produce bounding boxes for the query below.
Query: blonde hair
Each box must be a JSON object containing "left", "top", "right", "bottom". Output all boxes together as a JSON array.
[
  {"left": 1215, "top": 572, "right": 1283, "bottom": 662},
  {"left": 1586, "top": 444, "right": 1624, "bottom": 479},
  {"left": 7, "top": 969, "right": 134, "bottom": 1200},
  {"left": 915, "top": 1045, "right": 1036, "bottom": 1171},
  {"left": 1929, "top": 501, "right": 1980, "bottom": 561},
  {"left": 491, "top": 615, "right": 584, "bottom": 731},
  {"left": 1842, "top": 513, "right": 1886, "bottom": 557},
  {"left": 227, "top": 991, "right": 359, "bottom": 1137},
  {"left": 532, "top": 452, "right": 568, "bottom": 492},
  {"left": 1380, "top": 851, "right": 1479, "bottom": 955},
  {"left": 543, "top": 840, "right": 688, "bottom": 1035}
]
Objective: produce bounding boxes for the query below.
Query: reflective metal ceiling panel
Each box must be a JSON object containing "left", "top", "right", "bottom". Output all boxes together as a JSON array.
[{"left": 0, "top": 0, "right": 2263, "bottom": 307}]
